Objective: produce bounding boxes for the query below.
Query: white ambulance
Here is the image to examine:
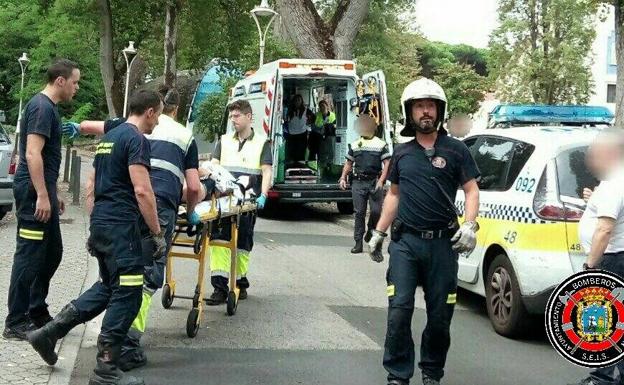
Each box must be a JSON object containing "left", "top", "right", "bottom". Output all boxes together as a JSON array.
[{"left": 218, "top": 59, "right": 393, "bottom": 213}]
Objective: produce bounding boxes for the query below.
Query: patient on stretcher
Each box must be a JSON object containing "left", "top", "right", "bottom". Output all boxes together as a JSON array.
[{"left": 181, "top": 162, "right": 255, "bottom": 218}]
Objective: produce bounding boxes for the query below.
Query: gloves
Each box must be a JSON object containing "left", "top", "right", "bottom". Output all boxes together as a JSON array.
[
  {"left": 151, "top": 229, "right": 167, "bottom": 258},
  {"left": 62, "top": 122, "right": 80, "bottom": 139},
  {"left": 188, "top": 211, "right": 201, "bottom": 225},
  {"left": 451, "top": 221, "right": 479, "bottom": 254},
  {"left": 256, "top": 194, "right": 267, "bottom": 209},
  {"left": 367, "top": 229, "right": 387, "bottom": 263}
]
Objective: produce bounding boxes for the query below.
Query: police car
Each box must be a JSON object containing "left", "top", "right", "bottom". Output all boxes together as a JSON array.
[{"left": 455, "top": 125, "right": 603, "bottom": 337}]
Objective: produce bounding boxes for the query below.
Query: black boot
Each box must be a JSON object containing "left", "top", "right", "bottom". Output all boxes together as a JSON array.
[
  {"left": 27, "top": 303, "right": 81, "bottom": 365},
  {"left": 205, "top": 289, "right": 228, "bottom": 306},
  {"left": 422, "top": 374, "right": 440, "bottom": 385},
  {"left": 88, "top": 339, "right": 144, "bottom": 385},
  {"left": 118, "top": 328, "right": 147, "bottom": 372},
  {"left": 351, "top": 240, "right": 363, "bottom": 254}
]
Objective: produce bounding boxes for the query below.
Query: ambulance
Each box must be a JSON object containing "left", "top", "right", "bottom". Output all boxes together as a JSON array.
[{"left": 215, "top": 59, "right": 393, "bottom": 213}]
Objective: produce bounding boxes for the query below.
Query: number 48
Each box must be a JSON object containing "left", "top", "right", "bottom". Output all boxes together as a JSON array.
[{"left": 504, "top": 231, "right": 517, "bottom": 244}]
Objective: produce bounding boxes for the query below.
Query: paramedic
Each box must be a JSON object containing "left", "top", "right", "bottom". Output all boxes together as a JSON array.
[{"left": 309, "top": 100, "right": 336, "bottom": 162}]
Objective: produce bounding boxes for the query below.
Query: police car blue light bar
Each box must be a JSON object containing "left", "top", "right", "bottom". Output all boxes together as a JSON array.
[{"left": 488, "top": 104, "right": 614, "bottom": 128}]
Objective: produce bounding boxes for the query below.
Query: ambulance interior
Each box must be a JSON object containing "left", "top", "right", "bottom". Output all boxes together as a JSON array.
[{"left": 280, "top": 77, "right": 357, "bottom": 184}]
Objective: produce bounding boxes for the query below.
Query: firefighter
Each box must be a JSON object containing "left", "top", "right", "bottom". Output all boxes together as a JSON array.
[
  {"left": 61, "top": 86, "right": 202, "bottom": 371},
  {"left": 205, "top": 99, "right": 273, "bottom": 305},
  {"left": 3, "top": 59, "right": 80, "bottom": 340},
  {"left": 27, "top": 90, "right": 166, "bottom": 385},
  {"left": 367, "top": 78, "right": 481, "bottom": 385},
  {"left": 339, "top": 114, "right": 391, "bottom": 253}
]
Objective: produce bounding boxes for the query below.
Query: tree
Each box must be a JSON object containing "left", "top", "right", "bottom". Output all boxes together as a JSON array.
[
  {"left": 489, "top": 0, "right": 600, "bottom": 104},
  {"left": 164, "top": 0, "right": 183, "bottom": 87},
  {"left": 275, "top": 0, "right": 370, "bottom": 59},
  {"left": 433, "top": 63, "right": 490, "bottom": 116}
]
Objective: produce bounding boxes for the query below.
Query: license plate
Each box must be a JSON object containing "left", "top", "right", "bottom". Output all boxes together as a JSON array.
[{"left": 292, "top": 192, "right": 301, "bottom": 197}]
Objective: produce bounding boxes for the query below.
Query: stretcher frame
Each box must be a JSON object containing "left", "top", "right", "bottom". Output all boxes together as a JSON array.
[{"left": 161, "top": 193, "right": 257, "bottom": 338}]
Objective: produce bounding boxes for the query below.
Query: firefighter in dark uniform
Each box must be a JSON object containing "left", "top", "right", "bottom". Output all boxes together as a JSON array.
[
  {"left": 339, "top": 114, "right": 391, "bottom": 253},
  {"left": 27, "top": 90, "right": 166, "bottom": 385},
  {"left": 368, "top": 78, "right": 481, "bottom": 385},
  {"left": 3, "top": 60, "right": 80, "bottom": 340}
]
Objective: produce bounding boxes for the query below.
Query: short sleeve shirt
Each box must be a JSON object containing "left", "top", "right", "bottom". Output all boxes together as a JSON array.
[
  {"left": 388, "top": 134, "right": 480, "bottom": 230},
  {"left": 14, "top": 93, "right": 62, "bottom": 187},
  {"left": 90, "top": 122, "right": 151, "bottom": 225},
  {"left": 579, "top": 169, "right": 624, "bottom": 253},
  {"left": 346, "top": 136, "right": 391, "bottom": 175}
]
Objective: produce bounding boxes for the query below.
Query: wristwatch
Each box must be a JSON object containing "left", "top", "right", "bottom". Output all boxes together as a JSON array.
[{"left": 583, "top": 263, "right": 596, "bottom": 271}]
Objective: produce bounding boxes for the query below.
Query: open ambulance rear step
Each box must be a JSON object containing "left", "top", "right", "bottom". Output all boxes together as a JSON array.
[{"left": 285, "top": 168, "right": 317, "bottom": 184}]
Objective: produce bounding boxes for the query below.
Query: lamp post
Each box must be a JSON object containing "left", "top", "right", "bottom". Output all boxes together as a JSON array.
[
  {"left": 16, "top": 52, "right": 30, "bottom": 131},
  {"left": 122, "top": 41, "right": 138, "bottom": 117},
  {"left": 250, "top": 0, "right": 278, "bottom": 67}
]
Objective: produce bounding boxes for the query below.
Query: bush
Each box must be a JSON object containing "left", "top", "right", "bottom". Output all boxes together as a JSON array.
[{"left": 193, "top": 92, "right": 228, "bottom": 143}]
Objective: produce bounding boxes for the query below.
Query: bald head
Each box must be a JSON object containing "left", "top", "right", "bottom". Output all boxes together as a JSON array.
[{"left": 587, "top": 128, "right": 624, "bottom": 180}]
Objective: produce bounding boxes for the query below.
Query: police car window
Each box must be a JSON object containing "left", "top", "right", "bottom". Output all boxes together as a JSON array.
[
  {"left": 556, "top": 146, "right": 599, "bottom": 199},
  {"left": 506, "top": 141, "right": 535, "bottom": 187},
  {"left": 473, "top": 137, "right": 515, "bottom": 191},
  {"left": 462, "top": 137, "right": 479, "bottom": 156}
]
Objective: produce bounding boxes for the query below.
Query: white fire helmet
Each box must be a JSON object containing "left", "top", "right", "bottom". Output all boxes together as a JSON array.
[{"left": 400, "top": 78, "right": 448, "bottom": 136}]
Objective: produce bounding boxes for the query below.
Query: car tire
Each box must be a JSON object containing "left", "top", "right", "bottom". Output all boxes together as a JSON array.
[
  {"left": 485, "top": 254, "right": 530, "bottom": 338},
  {"left": 337, "top": 202, "right": 354, "bottom": 215}
]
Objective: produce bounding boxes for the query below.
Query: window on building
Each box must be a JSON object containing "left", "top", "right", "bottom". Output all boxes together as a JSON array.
[{"left": 607, "top": 84, "right": 616, "bottom": 103}]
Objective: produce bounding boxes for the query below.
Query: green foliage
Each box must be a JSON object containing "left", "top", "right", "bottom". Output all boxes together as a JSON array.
[
  {"left": 489, "top": 0, "right": 599, "bottom": 104},
  {"left": 433, "top": 63, "right": 491, "bottom": 117},
  {"left": 193, "top": 76, "right": 238, "bottom": 143},
  {"left": 68, "top": 102, "right": 94, "bottom": 123}
]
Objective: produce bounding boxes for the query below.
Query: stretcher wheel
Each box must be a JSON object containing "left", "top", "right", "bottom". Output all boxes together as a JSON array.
[
  {"left": 226, "top": 291, "right": 238, "bottom": 316},
  {"left": 186, "top": 308, "right": 200, "bottom": 338},
  {"left": 162, "top": 284, "right": 174, "bottom": 309}
]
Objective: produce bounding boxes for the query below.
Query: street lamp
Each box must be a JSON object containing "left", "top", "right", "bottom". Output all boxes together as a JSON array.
[
  {"left": 122, "top": 41, "right": 138, "bottom": 117},
  {"left": 250, "top": 0, "right": 278, "bottom": 67},
  {"left": 16, "top": 52, "right": 30, "bottom": 131}
]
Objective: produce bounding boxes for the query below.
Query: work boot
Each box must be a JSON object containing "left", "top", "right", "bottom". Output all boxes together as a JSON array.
[
  {"left": 32, "top": 314, "right": 54, "bottom": 328},
  {"left": 422, "top": 375, "right": 440, "bottom": 385},
  {"left": 239, "top": 288, "right": 248, "bottom": 300},
  {"left": 205, "top": 289, "right": 227, "bottom": 306},
  {"left": 119, "top": 329, "right": 146, "bottom": 372},
  {"left": 351, "top": 240, "right": 363, "bottom": 254},
  {"left": 2, "top": 321, "right": 36, "bottom": 341},
  {"left": 27, "top": 303, "right": 81, "bottom": 365},
  {"left": 88, "top": 339, "right": 144, "bottom": 385}
]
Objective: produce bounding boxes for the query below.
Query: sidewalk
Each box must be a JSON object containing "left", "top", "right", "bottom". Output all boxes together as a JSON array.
[{"left": 0, "top": 154, "right": 93, "bottom": 385}]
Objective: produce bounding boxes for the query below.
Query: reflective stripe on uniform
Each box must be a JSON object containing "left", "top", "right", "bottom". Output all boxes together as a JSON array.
[
  {"left": 19, "top": 228, "right": 44, "bottom": 241},
  {"left": 150, "top": 158, "right": 185, "bottom": 184},
  {"left": 119, "top": 274, "right": 144, "bottom": 287},
  {"left": 223, "top": 166, "right": 262, "bottom": 175},
  {"left": 210, "top": 246, "right": 251, "bottom": 278},
  {"left": 446, "top": 293, "right": 457, "bottom": 304},
  {"left": 130, "top": 291, "right": 153, "bottom": 332}
]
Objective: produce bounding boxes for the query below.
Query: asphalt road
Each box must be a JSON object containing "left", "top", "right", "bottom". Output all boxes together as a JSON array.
[{"left": 70, "top": 204, "right": 588, "bottom": 385}]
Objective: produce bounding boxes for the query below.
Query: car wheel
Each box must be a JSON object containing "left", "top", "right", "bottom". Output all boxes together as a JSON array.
[
  {"left": 485, "top": 254, "right": 530, "bottom": 338},
  {"left": 337, "top": 202, "right": 354, "bottom": 215}
]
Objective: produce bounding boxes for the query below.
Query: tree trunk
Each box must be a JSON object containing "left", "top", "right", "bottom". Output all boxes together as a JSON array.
[
  {"left": 275, "top": 0, "right": 370, "bottom": 60},
  {"left": 615, "top": 2, "right": 624, "bottom": 126},
  {"left": 164, "top": 0, "right": 182, "bottom": 88},
  {"left": 96, "top": 0, "right": 117, "bottom": 118}
]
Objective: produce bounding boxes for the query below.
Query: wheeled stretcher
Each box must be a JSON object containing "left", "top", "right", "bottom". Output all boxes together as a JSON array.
[{"left": 161, "top": 193, "right": 257, "bottom": 338}]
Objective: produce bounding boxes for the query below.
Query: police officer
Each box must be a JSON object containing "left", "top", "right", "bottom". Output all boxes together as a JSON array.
[
  {"left": 27, "top": 90, "right": 166, "bottom": 385},
  {"left": 367, "top": 78, "right": 480, "bottom": 385},
  {"left": 3, "top": 59, "right": 80, "bottom": 340},
  {"left": 205, "top": 99, "right": 273, "bottom": 305},
  {"left": 339, "top": 114, "right": 390, "bottom": 253},
  {"left": 62, "top": 86, "right": 202, "bottom": 371}
]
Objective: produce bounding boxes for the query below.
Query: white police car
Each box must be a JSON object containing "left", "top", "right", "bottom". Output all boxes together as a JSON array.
[{"left": 455, "top": 126, "right": 600, "bottom": 337}]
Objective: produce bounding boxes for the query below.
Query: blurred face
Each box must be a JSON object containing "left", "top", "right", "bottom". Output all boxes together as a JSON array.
[
  {"left": 144, "top": 102, "right": 163, "bottom": 134},
  {"left": 587, "top": 141, "right": 621, "bottom": 180},
  {"left": 295, "top": 96, "right": 303, "bottom": 108},
  {"left": 230, "top": 109, "right": 252, "bottom": 133},
  {"left": 448, "top": 116, "right": 472, "bottom": 138},
  {"left": 357, "top": 116, "right": 377, "bottom": 137},
  {"left": 411, "top": 99, "right": 438, "bottom": 134},
  {"left": 320, "top": 102, "right": 328, "bottom": 114},
  {"left": 56, "top": 68, "right": 80, "bottom": 102}
]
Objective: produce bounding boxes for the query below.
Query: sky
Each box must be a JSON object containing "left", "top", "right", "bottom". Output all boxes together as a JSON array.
[{"left": 414, "top": 0, "right": 499, "bottom": 48}]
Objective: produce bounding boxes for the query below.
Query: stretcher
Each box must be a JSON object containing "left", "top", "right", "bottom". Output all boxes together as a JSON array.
[{"left": 161, "top": 193, "right": 257, "bottom": 338}]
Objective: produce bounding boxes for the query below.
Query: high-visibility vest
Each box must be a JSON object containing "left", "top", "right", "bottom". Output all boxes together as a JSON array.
[
  {"left": 219, "top": 133, "right": 264, "bottom": 176},
  {"left": 314, "top": 111, "right": 336, "bottom": 129}
]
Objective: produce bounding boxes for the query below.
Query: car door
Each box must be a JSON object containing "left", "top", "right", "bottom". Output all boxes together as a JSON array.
[{"left": 360, "top": 70, "right": 392, "bottom": 154}]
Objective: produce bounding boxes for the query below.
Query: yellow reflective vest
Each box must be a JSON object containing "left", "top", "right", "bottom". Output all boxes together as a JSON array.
[{"left": 219, "top": 132, "right": 264, "bottom": 176}]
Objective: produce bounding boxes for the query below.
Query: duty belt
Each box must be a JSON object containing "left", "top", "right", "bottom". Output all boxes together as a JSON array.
[
  {"left": 352, "top": 173, "right": 379, "bottom": 181},
  {"left": 404, "top": 226, "right": 458, "bottom": 239}
]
